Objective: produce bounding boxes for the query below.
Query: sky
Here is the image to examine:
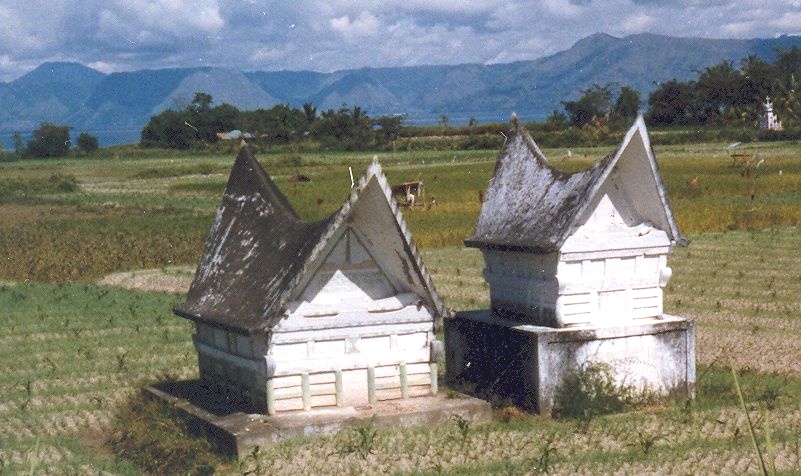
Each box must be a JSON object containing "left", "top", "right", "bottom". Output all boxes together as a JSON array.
[{"left": 2, "top": 0, "right": 801, "bottom": 82}]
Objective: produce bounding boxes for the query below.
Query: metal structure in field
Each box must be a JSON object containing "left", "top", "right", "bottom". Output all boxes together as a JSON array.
[
  {"left": 446, "top": 115, "right": 696, "bottom": 414},
  {"left": 175, "top": 147, "right": 445, "bottom": 414}
]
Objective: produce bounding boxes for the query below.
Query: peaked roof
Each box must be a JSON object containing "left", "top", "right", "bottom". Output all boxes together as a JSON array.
[
  {"left": 465, "top": 115, "right": 685, "bottom": 252},
  {"left": 175, "top": 147, "right": 446, "bottom": 335}
]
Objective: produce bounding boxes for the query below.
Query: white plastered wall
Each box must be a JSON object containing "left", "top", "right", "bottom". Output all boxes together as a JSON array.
[{"left": 557, "top": 135, "right": 674, "bottom": 327}]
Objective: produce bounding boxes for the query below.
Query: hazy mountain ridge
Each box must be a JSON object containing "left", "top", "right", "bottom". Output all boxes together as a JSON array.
[{"left": 2, "top": 33, "right": 801, "bottom": 143}]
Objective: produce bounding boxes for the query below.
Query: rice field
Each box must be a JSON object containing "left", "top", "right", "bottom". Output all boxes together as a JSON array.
[{"left": 2, "top": 139, "right": 801, "bottom": 473}]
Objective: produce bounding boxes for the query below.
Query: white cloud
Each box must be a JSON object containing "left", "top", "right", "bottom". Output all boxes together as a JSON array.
[
  {"left": 249, "top": 47, "right": 288, "bottom": 63},
  {"left": 112, "top": 0, "right": 225, "bottom": 34},
  {"left": 1, "top": 0, "right": 801, "bottom": 82},
  {"left": 0, "top": 5, "right": 46, "bottom": 51},
  {"left": 723, "top": 21, "right": 757, "bottom": 36},
  {"left": 86, "top": 60, "right": 125, "bottom": 73},
  {"left": 772, "top": 12, "right": 801, "bottom": 33},
  {"left": 330, "top": 11, "right": 381, "bottom": 39},
  {"left": 542, "top": 0, "right": 584, "bottom": 19},
  {"left": 615, "top": 12, "right": 656, "bottom": 34}
]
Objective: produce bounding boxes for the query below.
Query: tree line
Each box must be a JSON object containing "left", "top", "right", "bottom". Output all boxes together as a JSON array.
[
  {"left": 1, "top": 124, "right": 98, "bottom": 159},
  {"left": 552, "top": 46, "right": 801, "bottom": 130},
  {"left": 139, "top": 93, "right": 402, "bottom": 151},
  {"left": 555, "top": 84, "right": 642, "bottom": 129},
  {"left": 646, "top": 46, "right": 801, "bottom": 126}
]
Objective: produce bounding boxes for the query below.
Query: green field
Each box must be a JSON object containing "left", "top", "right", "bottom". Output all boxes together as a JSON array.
[{"left": 2, "top": 140, "right": 801, "bottom": 474}]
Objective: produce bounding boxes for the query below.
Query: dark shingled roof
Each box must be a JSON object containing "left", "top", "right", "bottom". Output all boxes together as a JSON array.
[
  {"left": 465, "top": 115, "right": 683, "bottom": 252},
  {"left": 174, "top": 147, "right": 333, "bottom": 334},
  {"left": 175, "top": 147, "right": 446, "bottom": 335}
]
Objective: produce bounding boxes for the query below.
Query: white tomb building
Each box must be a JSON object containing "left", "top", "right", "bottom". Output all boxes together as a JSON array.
[
  {"left": 758, "top": 97, "right": 783, "bottom": 131},
  {"left": 445, "top": 115, "right": 695, "bottom": 414},
  {"left": 175, "top": 147, "right": 446, "bottom": 414}
]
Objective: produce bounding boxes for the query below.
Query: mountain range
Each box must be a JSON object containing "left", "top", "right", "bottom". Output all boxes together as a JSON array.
[{"left": 2, "top": 32, "right": 801, "bottom": 146}]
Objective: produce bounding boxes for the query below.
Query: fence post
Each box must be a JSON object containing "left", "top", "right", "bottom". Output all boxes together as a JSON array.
[
  {"left": 335, "top": 369, "right": 343, "bottom": 407},
  {"left": 399, "top": 362, "right": 408, "bottom": 399},
  {"left": 367, "top": 366, "right": 376, "bottom": 404},
  {"left": 301, "top": 372, "right": 311, "bottom": 411},
  {"left": 430, "top": 362, "right": 438, "bottom": 396},
  {"left": 266, "top": 378, "right": 275, "bottom": 416}
]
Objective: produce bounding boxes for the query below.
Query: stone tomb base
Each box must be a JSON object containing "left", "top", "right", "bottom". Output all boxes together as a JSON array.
[
  {"left": 144, "top": 381, "right": 492, "bottom": 458},
  {"left": 445, "top": 311, "right": 695, "bottom": 415}
]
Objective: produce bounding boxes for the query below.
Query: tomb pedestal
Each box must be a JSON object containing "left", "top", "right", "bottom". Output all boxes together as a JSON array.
[{"left": 445, "top": 310, "right": 695, "bottom": 415}]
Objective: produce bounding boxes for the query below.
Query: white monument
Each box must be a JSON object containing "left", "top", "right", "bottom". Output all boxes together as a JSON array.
[
  {"left": 445, "top": 115, "right": 695, "bottom": 414},
  {"left": 759, "top": 97, "right": 783, "bottom": 131},
  {"left": 176, "top": 147, "right": 445, "bottom": 414}
]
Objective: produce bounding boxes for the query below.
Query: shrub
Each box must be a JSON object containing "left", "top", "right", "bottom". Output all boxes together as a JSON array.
[
  {"left": 0, "top": 174, "right": 78, "bottom": 201},
  {"left": 552, "top": 361, "right": 638, "bottom": 421}
]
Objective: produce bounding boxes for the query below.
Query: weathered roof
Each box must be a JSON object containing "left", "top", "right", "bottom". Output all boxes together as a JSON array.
[
  {"left": 465, "top": 115, "right": 684, "bottom": 252},
  {"left": 175, "top": 147, "right": 446, "bottom": 335}
]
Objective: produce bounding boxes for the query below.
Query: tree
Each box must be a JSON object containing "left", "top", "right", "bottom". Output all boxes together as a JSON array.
[
  {"left": 12, "top": 132, "right": 23, "bottom": 157},
  {"left": 76, "top": 132, "right": 99, "bottom": 154},
  {"left": 375, "top": 115, "right": 403, "bottom": 144},
  {"left": 696, "top": 61, "right": 743, "bottom": 124},
  {"left": 773, "top": 73, "right": 801, "bottom": 125},
  {"left": 140, "top": 110, "right": 196, "bottom": 149},
  {"left": 646, "top": 79, "right": 698, "bottom": 126},
  {"left": 26, "top": 123, "right": 71, "bottom": 158},
  {"left": 302, "top": 103, "right": 317, "bottom": 125},
  {"left": 544, "top": 110, "right": 569, "bottom": 131},
  {"left": 190, "top": 92, "right": 213, "bottom": 111},
  {"left": 311, "top": 105, "right": 374, "bottom": 150},
  {"left": 775, "top": 46, "right": 801, "bottom": 79},
  {"left": 739, "top": 55, "right": 777, "bottom": 120},
  {"left": 77, "top": 132, "right": 98, "bottom": 154},
  {"left": 562, "top": 84, "right": 613, "bottom": 127},
  {"left": 613, "top": 86, "right": 640, "bottom": 121}
]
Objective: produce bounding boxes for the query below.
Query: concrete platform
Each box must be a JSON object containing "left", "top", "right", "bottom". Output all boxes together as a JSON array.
[
  {"left": 144, "top": 380, "right": 493, "bottom": 458},
  {"left": 445, "top": 311, "right": 695, "bottom": 415}
]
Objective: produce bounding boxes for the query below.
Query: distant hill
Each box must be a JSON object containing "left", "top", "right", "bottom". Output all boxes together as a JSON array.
[{"left": 2, "top": 33, "right": 801, "bottom": 145}]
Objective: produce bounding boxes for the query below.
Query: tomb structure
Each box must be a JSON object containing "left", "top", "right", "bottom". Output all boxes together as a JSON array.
[
  {"left": 758, "top": 97, "right": 783, "bottom": 131},
  {"left": 445, "top": 115, "right": 695, "bottom": 414},
  {"left": 175, "top": 147, "right": 445, "bottom": 414}
]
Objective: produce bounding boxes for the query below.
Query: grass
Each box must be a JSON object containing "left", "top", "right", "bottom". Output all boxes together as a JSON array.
[
  {"left": 2, "top": 140, "right": 801, "bottom": 473},
  {"left": 1, "top": 230, "right": 801, "bottom": 473}
]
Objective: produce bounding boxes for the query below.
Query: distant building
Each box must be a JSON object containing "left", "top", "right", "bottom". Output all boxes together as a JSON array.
[
  {"left": 759, "top": 97, "right": 783, "bottom": 131},
  {"left": 216, "top": 130, "right": 254, "bottom": 140}
]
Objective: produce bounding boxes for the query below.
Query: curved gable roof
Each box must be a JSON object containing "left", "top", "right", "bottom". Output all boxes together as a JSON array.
[
  {"left": 466, "top": 115, "right": 684, "bottom": 252},
  {"left": 175, "top": 147, "right": 333, "bottom": 334},
  {"left": 175, "top": 150, "right": 447, "bottom": 334}
]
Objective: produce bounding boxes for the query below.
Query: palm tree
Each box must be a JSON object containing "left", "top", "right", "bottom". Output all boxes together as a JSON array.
[{"left": 773, "top": 73, "right": 800, "bottom": 125}]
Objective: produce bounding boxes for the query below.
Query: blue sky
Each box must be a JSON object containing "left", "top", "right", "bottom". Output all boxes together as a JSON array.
[{"left": 2, "top": 0, "right": 800, "bottom": 82}]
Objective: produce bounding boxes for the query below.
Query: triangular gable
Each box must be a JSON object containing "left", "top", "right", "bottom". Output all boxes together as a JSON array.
[
  {"left": 285, "top": 228, "right": 400, "bottom": 318},
  {"left": 562, "top": 117, "right": 685, "bottom": 249},
  {"left": 277, "top": 160, "right": 448, "bottom": 326}
]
